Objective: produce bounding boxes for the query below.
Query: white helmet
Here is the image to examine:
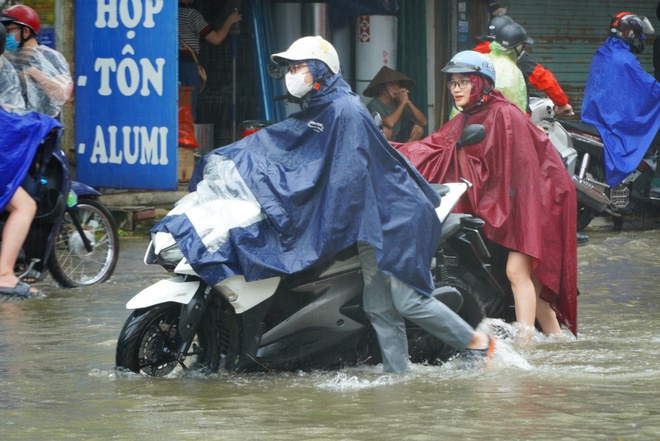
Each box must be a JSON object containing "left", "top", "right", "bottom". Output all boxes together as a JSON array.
[{"left": 271, "top": 36, "right": 340, "bottom": 74}]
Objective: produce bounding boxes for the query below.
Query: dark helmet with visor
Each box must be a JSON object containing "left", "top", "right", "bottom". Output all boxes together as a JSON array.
[
  {"left": 495, "top": 22, "right": 534, "bottom": 49},
  {"left": 610, "top": 12, "right": 655, "bottom": 54},
  {"left": 479, "top": 15, "right": 514, "bottom": 42}
]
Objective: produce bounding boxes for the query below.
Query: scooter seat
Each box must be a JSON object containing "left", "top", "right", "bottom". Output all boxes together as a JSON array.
[
  {"left": 430, "top": 183, "right": 450, "bottom": 197},
  {"left": 559, "top": 119, "right": 600, "bottom": 137}
]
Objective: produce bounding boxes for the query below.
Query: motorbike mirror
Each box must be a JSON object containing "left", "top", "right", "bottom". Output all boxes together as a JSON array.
[
  {"left": 457, "top": 124, "right": 486, "bottom": 149},
  {"left": 372, "top": 112, "right": 383, "bottom": 130},
  {"left": 268, "top": 62, "right": 285, "bottom": 80}
]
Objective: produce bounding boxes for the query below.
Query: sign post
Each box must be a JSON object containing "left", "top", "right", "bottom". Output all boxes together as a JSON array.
[{"left": 75, "top": 0, "right": 178, "bottom": 190}]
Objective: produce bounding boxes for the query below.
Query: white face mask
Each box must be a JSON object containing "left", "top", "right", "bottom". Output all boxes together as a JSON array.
[{"left": 285, "top": 71, "right": 313, "bottom": 98}]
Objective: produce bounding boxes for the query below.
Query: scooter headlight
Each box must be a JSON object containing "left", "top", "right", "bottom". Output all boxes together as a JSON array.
[
  {"left": 149, "top": 230, "right": 184, "bottom": 264},
  {"left": 158, "top": 243, "right": 184, "bottom": 264}
]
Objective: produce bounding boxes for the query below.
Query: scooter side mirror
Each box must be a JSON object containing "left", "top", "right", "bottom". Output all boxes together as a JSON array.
[
  {"left": 268, "top": 62, "right": 285, "bottom": 80},
  {"left": 372, "top": 112, "right": 383, "bottom": 130},
  {"left": 457, "top": 124, "right": 486, "bottom": 149}
]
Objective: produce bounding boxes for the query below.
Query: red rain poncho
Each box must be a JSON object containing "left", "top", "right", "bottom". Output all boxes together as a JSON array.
[{"left": 395, "top": 86, "right": 578, "bottom": 335}]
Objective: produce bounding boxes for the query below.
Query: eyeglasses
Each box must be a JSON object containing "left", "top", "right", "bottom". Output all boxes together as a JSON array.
[
  {"left": 287, "top": 63, "right": 309, "bottom": 75},
  {"left": 447, "top": 79, "right": 471, "bottom": 91}
]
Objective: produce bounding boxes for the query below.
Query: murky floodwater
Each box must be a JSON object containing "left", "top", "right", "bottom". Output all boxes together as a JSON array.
[{"left": 2, "top": 223, "right": 660, "bottom": 440}]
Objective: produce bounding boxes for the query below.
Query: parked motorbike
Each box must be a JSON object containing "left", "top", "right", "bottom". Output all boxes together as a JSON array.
[
  {"left": 561, "top": 122, "right": 659, "bottom": 231},
  {"left": 0, "top": 129, "right": 119, "bottom": 292},
  {"left": 115, "top": 124, "right": 514, "bottom": 377},
  {"left": 529, "top": 97, "right": 613, "bottom": 231}
]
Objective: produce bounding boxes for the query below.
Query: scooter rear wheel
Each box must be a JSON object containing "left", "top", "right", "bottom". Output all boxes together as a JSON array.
[
  {"left": 576, "top": 203, "right": 595, "bottom": 232},
  {"left": 115, "top": 303, "right": 223, "bottom": 376},
  {"left": 48, "top": 198, "right": 119, "bottom": 287}
]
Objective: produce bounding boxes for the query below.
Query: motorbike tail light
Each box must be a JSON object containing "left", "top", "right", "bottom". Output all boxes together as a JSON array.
[
  {"left": 637, "top": 161, "right": 652, "bottom": 172},
  {"left": 241, "top": 128, "right": 260, "bottom": 138},
  {"left": 239, "top": 121, "right": 275, "bottom": 139}
]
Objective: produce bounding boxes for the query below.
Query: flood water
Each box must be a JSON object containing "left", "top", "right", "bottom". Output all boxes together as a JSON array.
[{"left": 1, "top": 222, "right": 660, "bottom": 440}]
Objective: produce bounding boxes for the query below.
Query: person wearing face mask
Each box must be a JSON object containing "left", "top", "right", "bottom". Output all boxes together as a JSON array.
[
  {"left": 162, "top": 36, "right": 496, "bottom": 373},
  {"left": 363, "top": 66, "right": 427, "bottom": 142},
  {"left": 1, "top": 23, "right": 61, "bottom": 299},
  {"left": 0, "top": 5, "right": 72, "bottom": 117},
  {"left": 395, "top": 51, "right": 578, "bottom": 344},
  {"left": 0, "top": 23, "right": 25, "bottom": 113}
]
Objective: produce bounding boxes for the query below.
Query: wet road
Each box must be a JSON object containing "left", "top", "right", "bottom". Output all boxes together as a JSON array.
[{"left": 1, "top": 221, "right": 659, "bottom": 440}]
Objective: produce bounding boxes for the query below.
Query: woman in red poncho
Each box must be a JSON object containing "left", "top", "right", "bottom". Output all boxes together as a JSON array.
[{"left": 395, "top": 50, "right": 578, "bottom": 340}]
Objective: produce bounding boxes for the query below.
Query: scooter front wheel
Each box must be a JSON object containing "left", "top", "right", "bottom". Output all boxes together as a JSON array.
[
  {"left": 48, "top": 199, "right": 119, "bottom": 287},
  {"left": 115, "top": 303, "right": 224, "bottom": 376}
]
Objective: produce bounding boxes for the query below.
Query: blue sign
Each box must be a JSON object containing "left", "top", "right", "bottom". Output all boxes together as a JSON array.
[
  {"left": 37, "top": 28, "right": 56, "bottom": 49},
  {"left": 75, "top": 0, "right": 178, "bottom": 190}
]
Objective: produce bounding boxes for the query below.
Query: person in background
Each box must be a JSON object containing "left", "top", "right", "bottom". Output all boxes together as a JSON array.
[
  {"left": 474, "top": 12, "right": 574, "bottom": 116},
  {"left": 1, "top": 21, "right": 61, "bottom": 298},
  {"left": 582, "top": 12, "right": 660, "bottom": 197},
  {"left": 178, "top": 0, "right": 242, "bottom": 117},
  {"left": 0, "top": 5, "right": 72, "bottom": 117},
  {"left": 487, "top": 21, "right": 530, "bottom": 113},
  {"left": 0, "top": 23, "right": 25, "bottom": 113},
  {"left": 364, "top": 66, "right": 428, "bottom": 142},
  {"left": 487, "top": 1, "right": 507, "bottom": 17},
  {"left": 396, "top": 51, "right": 578, "bottom": 344},
  {"left": 160, "top": 36, "right": 496, "bottom": 374}
]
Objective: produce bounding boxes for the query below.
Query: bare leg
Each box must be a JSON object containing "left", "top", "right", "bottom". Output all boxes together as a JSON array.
[
  {"left": 0, "top": 187, "right": 37, "bottom": 290},
  {"left": 532, "top": 277, "right": 562, "bottom": 335},
  {"left": 506, "top": 251, "right": 536, "bottom": 332}
]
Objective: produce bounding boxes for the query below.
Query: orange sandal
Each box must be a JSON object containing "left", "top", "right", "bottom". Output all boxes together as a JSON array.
[{"left": 461, "top": 336, "right": 496, "bottom": 368}]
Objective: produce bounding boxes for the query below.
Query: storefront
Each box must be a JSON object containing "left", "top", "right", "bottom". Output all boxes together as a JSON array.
[
  {"left": 15, "top": 0, "right": 657, "bottom": 190},
  {"left": 500, "top": 0, "right": 657, "bottom": 115}
]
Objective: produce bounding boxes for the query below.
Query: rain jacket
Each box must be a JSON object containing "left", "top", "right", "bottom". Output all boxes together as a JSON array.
[
  {"left": 487, "top": 42, "right": 528, "bottom": 113},
  {"left": 0, "top": 107, "right": 61, "bottom": 211},
  {"left": 4, "top": 45, "right": 72, "bottom": 117},
  {"left": 582, "top": 37, "right": 660, "bottom": 187},
  {"left": 395, "top": 89, "right": 578, "bottom": 335},
  {"left": 153, "top": 61, "right": 442, "bottom": 296},
  {"left": 474, "top": 43, "right": 569, "bottom": 108},
  {"left": 0, "top": 55, "right": 25, "bottom": 113}
]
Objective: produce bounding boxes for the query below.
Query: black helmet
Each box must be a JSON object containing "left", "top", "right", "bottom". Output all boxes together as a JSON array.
[
  {"left": 610, "top": 12, "right": 654, "bottom": 54},
  {"left": 478, "top": 15, "right": 515, "bottom": 42},
  {"left": 495, "top": 22, "right": 534, "bottom": 48}
]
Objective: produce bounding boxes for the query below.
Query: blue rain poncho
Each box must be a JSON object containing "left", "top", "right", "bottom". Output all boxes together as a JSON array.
[
  {"left": 582, "top": 37, "right": 660, "bottom": 187},
  {"left": 153, "top": 61, "right": 442, "bottom": 295}
]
